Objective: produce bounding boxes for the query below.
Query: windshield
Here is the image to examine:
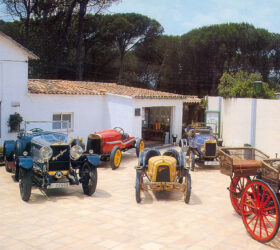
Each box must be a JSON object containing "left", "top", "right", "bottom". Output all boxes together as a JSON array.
[{"left": 23, "top": 121, "right": 69, "bottom": 140}]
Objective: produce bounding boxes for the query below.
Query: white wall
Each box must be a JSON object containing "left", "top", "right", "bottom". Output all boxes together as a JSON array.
[
  {"left": 255, "top": 99, "right": 280, "bottom": 157},
  {"left": 1, "top": 94, "right": 108, "bottom": 144},
  {"left": 221, "top": 98, "right": 252, "bottom": 147},
  {"left": 209, "top": 96, "right": 280, "bottom": 157},
  {"left": 0, "top": 36, "right": 27, "bottom": 62},
  {"left": 105, "top": 94, "right": 134, "bottom": 135},
  {"left": 0, "top": 36, "right": 29, "bottom": 143},
  {"left": 133, "top": 99, "right": 183, "bottom": 142}
]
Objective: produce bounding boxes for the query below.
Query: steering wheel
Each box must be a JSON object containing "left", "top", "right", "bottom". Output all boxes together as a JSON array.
[
  {"left": 30, "top": 128, "right": 44, "bottom": 133},
  {"left": 113, "top": 127, "right": 124, "bottom": 135}
]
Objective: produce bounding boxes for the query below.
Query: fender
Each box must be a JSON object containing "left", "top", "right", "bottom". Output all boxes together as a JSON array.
[
  {"left": 4, "top": 140, "right": 15, "bottom": 160},
  {"left": 18, "top": 156, "right": 33, "bottom": 169},
  {"left": 86, "top": 155, "right": 100, "bottom": 167}
]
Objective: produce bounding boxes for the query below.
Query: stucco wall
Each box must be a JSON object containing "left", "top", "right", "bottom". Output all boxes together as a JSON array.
[
  {"left": 221, "top": 98, "right": 252, "bottom": 147},
  {"left": 105, "top": 94, "right": 134, "bottom": 135},
  {"left": 0, "top": 92, "right": 107, "bottom": 144},
  {"left": 133, "top": 99, "right": 183, "bottom": 142},
  {"left": 255, "top": 99, "right": 280, "bottom": 157},
  {"left": 0, "top": 36, "right": 30, "bottom": 143},
  {"left": 209, "top": 96, "right": 280, "bottom": 157}
]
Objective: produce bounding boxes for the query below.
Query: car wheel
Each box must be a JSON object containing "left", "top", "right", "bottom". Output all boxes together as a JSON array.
[
  {"left": 184, "top": 171, "right": 191, "bottom": 204},
  {"left": 82, "top": 164, "right": 98, "bottom": 196},
  {"left": 189, "top": 151, "right": 195, "bottom": 171},
  {"left": 15, "top": 164, "right": 19, "bottom": 182},
  {"left": 136, "top": 171, "right": 143, "bottom": 203},
  {"left": 4, "top": 156, "right": 12, "bottom": 173},
  {"left": 110, "top": 146, "right": 122, "bottom": 170},
  {"left": 136, "top": 139, "right": 145, "bottom": 157},
  {"left": 19, "top": 169, "right": 32, "bottom": 202}
]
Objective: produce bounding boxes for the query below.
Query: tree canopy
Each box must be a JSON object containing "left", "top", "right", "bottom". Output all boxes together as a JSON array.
[
  {"left": 218, "top": 70, "right": 275, "bottom": 99},
  {"left": 0, "top": 6, "right": 280, "bottom": 97}
]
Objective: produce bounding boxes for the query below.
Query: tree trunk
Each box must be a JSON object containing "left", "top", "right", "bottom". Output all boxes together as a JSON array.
[
  {"left": 210, "top": 53, "right": 217, "bottom": 95},
  {"left": 118, "top": 52, "right": 125, "bottom": 83},
  {"left": 76, "top": 1, "right": 88, "bottom": 81},
  {"left": 55, "top": 0, "right": 78, "bottom": 78}
]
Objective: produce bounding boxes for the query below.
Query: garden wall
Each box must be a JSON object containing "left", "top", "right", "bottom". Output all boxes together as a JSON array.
[{"left": 208, "top": 96, "right": 280, "bottom": 157}]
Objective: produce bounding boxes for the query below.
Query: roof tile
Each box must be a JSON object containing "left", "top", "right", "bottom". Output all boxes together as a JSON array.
[{"left": 28, "top": 79, "right": 201, "bottom": 103}]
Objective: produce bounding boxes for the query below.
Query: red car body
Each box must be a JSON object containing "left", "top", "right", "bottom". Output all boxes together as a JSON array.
[
  {"left": 87, "top": 128, "right": 144, "bottom": 169},
  {"left": 92, "top": 129, "right": 136, "bottom": 154}
]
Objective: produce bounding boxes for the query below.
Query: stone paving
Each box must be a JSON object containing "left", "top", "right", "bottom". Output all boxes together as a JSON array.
[{"left": 0, "top": 147, "right": 279, "bottom": 250}]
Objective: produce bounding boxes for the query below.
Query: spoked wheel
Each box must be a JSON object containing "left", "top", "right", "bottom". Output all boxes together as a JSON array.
[
  {"left": 82, "top": 163, "right": 98, "bottom": 196},
  {"left": 110, "top": 146, "right": 122, "bottom": 170},
  {"left": 189, "top": 151, "right": 195, "bottom": 171},
  {"left": 136, "top": 171, "right": 143, "bottom": 203},
  {"left": 241, "top": 180, "right": 280, "bottom": 243},
  {"left": 19, "top": 169, "right": 32, "bottom": 202},
  {"left": 230, "top": 176, "right": 251, "bottom": 215},
  {"left": 184, "top": 171, "right": 191, "bottom": 204}
]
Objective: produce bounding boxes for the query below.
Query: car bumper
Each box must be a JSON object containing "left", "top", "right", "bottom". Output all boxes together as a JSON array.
[{"left": 142, "top": 182, "right": 186, "bottom": 192}]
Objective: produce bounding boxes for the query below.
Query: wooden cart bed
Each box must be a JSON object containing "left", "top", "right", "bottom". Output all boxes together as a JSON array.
[{"left": 219, "top": 147, "right": 269, "bottom": 177}]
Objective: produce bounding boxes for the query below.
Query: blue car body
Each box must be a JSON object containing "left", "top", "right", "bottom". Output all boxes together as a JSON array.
[{"left": 3, "top": 122, "right": 100, "bottom": 201}]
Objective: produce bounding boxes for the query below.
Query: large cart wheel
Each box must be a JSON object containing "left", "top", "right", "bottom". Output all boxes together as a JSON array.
[
  {"left": 136, "top": 139, "right": 145, "bottom": 157},
  {"left": 82, "top": 164, "right": 98, "bottom": 196},
  {"left": 136, "top": 171, "right": 143, "bottom": 203},
  {"left": 19, "top": 169, "right": 32, "bottom": 202},
  {"left": 110, "top": 146, "right": 122, "bottom": 170},
  {"left": 189, "top": 151, "right": 195, "bottom": 171},
  {"left": 230, "top": 176, "right": 251, "bottom": 215},
  {"left": 241, "top": 179, "right": 280, "bottom": 243},
  {"left": 184, "top": 171, "right": 191, "bottom": 204}
]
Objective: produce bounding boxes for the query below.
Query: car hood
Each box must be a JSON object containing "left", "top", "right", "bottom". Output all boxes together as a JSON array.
[
  {"left": 31, "top": 133, "right": 68, "bottom": 147},
  {"left": 193, "top": 135, "right": 216, "bottom": 145}
]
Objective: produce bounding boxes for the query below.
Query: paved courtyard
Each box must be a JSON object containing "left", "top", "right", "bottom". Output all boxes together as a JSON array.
[{"left": 0, "top": 147, "right": 279, "bottom": 250}]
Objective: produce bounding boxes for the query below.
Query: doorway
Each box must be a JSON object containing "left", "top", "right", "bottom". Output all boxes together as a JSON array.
[{"left": 142, "top": 107, "right": 172, "bottom": 146}]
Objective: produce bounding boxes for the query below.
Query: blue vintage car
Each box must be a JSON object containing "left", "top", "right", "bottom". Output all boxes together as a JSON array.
[
  {"left": 3, "top": 121, "right": 100, "bottom": 201},
  {"left": 183, "top": 125, "right": 222, "bottom": 170}
]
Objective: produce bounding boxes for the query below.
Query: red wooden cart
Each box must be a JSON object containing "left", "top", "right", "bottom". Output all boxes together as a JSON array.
[{"left": 219, "top": 147, "right": 280, "bottom": 243}]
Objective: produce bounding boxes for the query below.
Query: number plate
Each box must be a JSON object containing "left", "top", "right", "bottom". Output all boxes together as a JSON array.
[
  {"left": 47, "top": 182, "right": 69, "bottom": 189},
  {"left": 204, "top": 161, "right": 219, "bottom": 166}
]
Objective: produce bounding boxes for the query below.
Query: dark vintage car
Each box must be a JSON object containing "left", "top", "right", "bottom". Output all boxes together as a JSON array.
[
  {"left": 183, "top": 124, "right": 222, "bottom": 170},
  {"left": 87, "top": 127, "right": 144, "bottom": 169},
  {"left": 135, "top": 147, "right": 191, "bottom": 204},
  {"left": 3, "top": 121, "right": 100, "bottom": 201}
]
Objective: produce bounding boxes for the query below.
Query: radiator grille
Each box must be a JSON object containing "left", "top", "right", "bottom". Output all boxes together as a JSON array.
[
  {"left": 87, "top": 139, "right": 102, "bottom": 154},
  {"left": 156, "top": 165, "right": 170, "bottom": 182},
  {"left": 205, "top": 142, "right": 216, "bottom": 157},
  {"left": 49, "top": 145, "right": 70, "bottom": 171}
]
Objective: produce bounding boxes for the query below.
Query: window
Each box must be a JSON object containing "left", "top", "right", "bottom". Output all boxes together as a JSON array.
[{"left": 53, "top": 113, "right": 73, "bottom": 130}]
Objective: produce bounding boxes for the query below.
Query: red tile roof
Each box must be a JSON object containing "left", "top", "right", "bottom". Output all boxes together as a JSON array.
[{"left": 28, "top": 79, "right": 201, "bottom": 103}]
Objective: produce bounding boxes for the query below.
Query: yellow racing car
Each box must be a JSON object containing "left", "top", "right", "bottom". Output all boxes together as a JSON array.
[{"left": 135, "top": 148, "right": 191, "bottom": 204}]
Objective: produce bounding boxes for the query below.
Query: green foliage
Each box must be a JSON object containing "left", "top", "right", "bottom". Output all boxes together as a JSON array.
[
  {"left": 218, "top": 71, "right": 275, "bottom": 99},
  {"left": 7, "top": 112, "right": 23, "bottom": 129}
]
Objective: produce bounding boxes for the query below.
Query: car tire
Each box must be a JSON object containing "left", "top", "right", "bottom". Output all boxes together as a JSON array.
[
  {"left": 15, "top": 164, "right": 19, "bottom": 182},
  {"left": 136, "top": 171, "right": 142, "bottom": 203},
  {"left": 4, "top": 156, "right": 12, "bottom": 173},
  {"left": 136, "top": 139, "right": 144, "bottom": 157},
  {"left": 110, "top": 146, "right": 122, "bottom": 170},
  {"left": 19, "top": 169, "right": 32, "bottom": 202},
  {"left": 189, "top": 151, "right": 195, "bottom": 171},
  {"left": 184, "top": 171, "right": 191, "bottom": 204},
  {"left": 82, "top": 165, "right": 98, "bottom": 196}
]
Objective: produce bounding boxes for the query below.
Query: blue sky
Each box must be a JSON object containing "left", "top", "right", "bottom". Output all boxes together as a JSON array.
[{"left": 106, "top": 0, "right": 280, "bottom": 35}]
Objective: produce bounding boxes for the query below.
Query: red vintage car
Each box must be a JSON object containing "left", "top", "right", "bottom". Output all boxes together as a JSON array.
[{"left": 87, "top": 127, "right": 144, "bottom": 169}]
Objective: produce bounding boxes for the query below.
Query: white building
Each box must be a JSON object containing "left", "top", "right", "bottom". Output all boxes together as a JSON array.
[{"left": 0, "top": 32, "right": 200, "bottom": 145}]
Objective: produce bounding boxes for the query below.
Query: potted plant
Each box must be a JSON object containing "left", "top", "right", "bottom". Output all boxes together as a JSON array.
[{"left": 8, "top": 112, "right": 23, "bottom": 132}]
